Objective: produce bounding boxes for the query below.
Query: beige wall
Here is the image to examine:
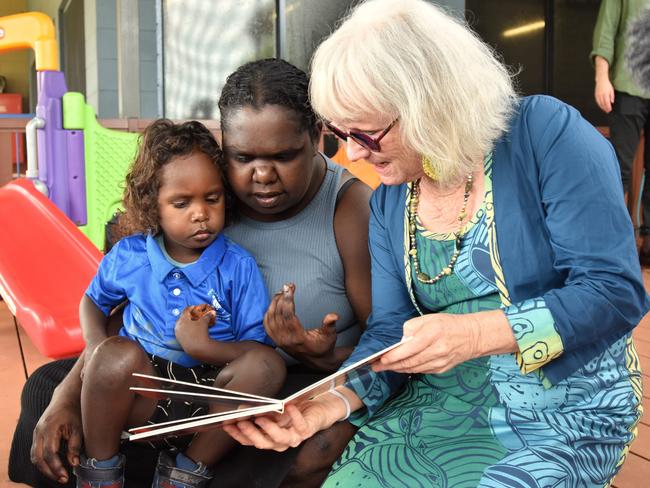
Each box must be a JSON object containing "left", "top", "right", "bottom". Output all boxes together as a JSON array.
[
  {"left": 0, "top": 0, "right": 30, "bottom": 112},
  {"left": 0, "top": 0, "right": 62, "bottom": 112},
  {"left": 26, "top": 0, "right": 61, "bottom": 21}
]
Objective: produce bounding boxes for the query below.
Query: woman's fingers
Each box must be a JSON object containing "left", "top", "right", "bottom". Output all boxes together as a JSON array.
[
  {"left": 385, "top": 357, "right": 451, "bottom": 374},
  {"left": 254, "top": 417, "right": 300, "bottom": 449},
  {"left": 224, "top": 408, "right": 312, "bottom": 452},
  {"left": 263, "top": 294, "right": 281, "bottom": 335},
  {"left": 276, "top": 283, "right": 297, "bottom": 322},
  {"left": 284, "top": 404, "right": 312, "bottom": 436},
  {"left": 320, "top": 313, "right": 339, "bottom": 334},
  {"left": 373, "top": 322, "right": 445, "bottom": 373},
  {"left": 65, "top": 425, "right": 82, "bottom": 468},
  {"left": 255, "top": 405, "right": 314, "bottom": 449},
  {"left": 223, "top": 422, "right": 256, "bottom": 447},
  {"left": 31, "top": 431, "right": 67, "bottom": 483},
  {"left": 377, "top": 334, "right": 428, "bottom": 366},
  {"left": 237, "top": 417, "right": 292, "bottom": 451},
  {"left": 373, "top": 355, "right": 422, "bottom": 372}
]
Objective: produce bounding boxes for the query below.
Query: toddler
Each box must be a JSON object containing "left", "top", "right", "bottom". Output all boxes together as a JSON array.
[{"left": 75, "top": 120, "right": 285, "bottom": 488}]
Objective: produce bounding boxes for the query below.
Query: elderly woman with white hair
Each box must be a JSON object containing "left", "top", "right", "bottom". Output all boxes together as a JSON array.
[{"left": 224, "top": 0, "right": 650, "bottom": 485}]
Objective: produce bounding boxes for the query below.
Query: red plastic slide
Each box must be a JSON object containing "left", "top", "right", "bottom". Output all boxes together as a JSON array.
[{"left": 0, "top": 179, "right": 101, "bottom": 358}]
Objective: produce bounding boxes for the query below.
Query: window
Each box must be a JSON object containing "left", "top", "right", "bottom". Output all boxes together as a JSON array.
[
  {"left": 162, "top": 0, "right": 276, "bottom": 119},
  {"left": 466, "top": 0, "right": 605, "bottom": 126}
]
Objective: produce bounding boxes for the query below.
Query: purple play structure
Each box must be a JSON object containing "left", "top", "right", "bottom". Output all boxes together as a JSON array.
[{"left": 29, "top": 70, "right": 87, "bottom": 225}]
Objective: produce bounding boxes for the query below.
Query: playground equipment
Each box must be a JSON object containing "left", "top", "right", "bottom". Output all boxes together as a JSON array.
[
  {"left": 0, "top": 12, "right": 377, "bottom": 361},
  {"left": 0, "top": 12, "right": 138, "bottom": 358},
  {"left": 0, "top": 179, "right": 102, "bottom": 358}
]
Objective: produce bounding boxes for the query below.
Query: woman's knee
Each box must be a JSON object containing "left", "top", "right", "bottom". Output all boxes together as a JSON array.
[{"left": 287, "top": 422, "right": 356, "bottom": 485}]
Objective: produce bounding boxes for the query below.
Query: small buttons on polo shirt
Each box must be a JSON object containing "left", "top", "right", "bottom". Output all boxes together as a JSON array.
[
  {"left": 172, "top": 288, "right": 181, "bottom": 296},
  {"left": 172, "top": 272, "right": 181, "bottom": 279},
  {"left": 172, "top": 308, "right": 180, "bottom": 316}
]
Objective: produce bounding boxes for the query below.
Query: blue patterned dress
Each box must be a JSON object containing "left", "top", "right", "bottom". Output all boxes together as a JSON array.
[{"left": 325, "top": 155, "right": 643, "bottom": 487}]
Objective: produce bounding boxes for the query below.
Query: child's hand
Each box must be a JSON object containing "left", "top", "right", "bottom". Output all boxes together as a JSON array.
[
  {"left": 264, "top": 283, "right": 338, "bottom": 358},
  {"left": 175, "top": 304, "right": 216, "bottom": 355},
  {"left": 187, "top": 303, "right": 217, "bottom": 324}
]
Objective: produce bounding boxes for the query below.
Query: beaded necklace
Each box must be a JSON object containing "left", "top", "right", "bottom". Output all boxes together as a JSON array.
[{"left": 408, "top": 174, "right": 473, "bottom": 284}]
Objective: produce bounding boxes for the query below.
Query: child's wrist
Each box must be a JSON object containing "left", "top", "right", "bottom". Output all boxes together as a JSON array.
[
  {"left": 186, "top": 338, "right": 229, "bottom": 365},
  {"left": 185, "top": 339, "right": 212, "bottom": 362}
]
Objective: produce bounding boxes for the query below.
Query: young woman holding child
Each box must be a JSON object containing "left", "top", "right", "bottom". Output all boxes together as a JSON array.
[
  {"left": 10, "top": 59, "right": 371, "bottom": 488},
  {"left": 74, "top": 119, "right": 285, "bottom": 487}
]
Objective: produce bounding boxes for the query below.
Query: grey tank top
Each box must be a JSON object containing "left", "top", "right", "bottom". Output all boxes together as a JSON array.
[{"left": 224, "top": 156, "right": 360, "bottom": 364}]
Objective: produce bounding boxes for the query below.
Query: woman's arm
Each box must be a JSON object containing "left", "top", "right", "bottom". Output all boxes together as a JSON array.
[
  {"left": 512, "top": 97, "right": 648, "bottom": 374},
  {"left": 31, "top": 304, "right": 125, "bottom": 482},
  {"left": 374, "top": 309, "right": 517, "bottom": 374},
  {"left": 263, "top": 176, "right": 373, "bottom": 371},
  {"left": 333, "top": 176, "right": 373, "bottom": 334},
  {"left": 594, "top": 55, "right": 615, "bottom": 113},
  {"left": 30, "top": 356, "right": 85, "bottom": 483}
]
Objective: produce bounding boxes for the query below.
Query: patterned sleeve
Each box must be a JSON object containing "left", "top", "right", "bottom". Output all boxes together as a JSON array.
[
  {"left": 342, "top": 187, "right": 413, "bottom": 422},
  {"left": 230, "top": 257, "right": 273, "bottom": 345},
  {"left": 503, "top": 298, "right": 563, "bottom": 374},
  {"left": 85, "top": 239, "right": 128, "bottom": 315},
  {"left": 520, "top": 96, "right": 648, "bottom": 377}
]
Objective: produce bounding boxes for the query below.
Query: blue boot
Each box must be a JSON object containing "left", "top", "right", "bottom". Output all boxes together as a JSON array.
[
  {"left": 152, "top": 450, "right": 213, "bottom": 488},
  {"left": 73, "top": 454, "right": 125, "bottom": 488}
]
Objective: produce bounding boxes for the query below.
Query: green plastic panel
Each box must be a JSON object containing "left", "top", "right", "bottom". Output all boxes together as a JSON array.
[
  {"left": 61, "top": 92, "right": 85, "bottom": 129},
  {"left": 62, "top": 93, "right": 139, "bottom": 250}
]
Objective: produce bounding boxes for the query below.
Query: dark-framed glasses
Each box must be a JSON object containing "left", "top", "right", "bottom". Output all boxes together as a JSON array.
[{"left": 324, "top": 118, "right": 398, "bottom": 152}]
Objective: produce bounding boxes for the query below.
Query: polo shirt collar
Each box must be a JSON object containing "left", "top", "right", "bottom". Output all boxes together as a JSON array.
[{"left": 146, "top": 233, "right": 227, "bottom": 287}]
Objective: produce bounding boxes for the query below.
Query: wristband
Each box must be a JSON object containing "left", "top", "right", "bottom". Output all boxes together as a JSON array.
[{"left": 329, "top": 388, "right": 351, "bottom": 422}]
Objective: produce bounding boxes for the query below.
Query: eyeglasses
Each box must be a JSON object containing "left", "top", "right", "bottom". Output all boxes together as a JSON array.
[{"left": 324, "top": 118, "right": 398, "bottom": 152}]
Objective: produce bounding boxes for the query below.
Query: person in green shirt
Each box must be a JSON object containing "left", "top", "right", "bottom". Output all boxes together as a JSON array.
[
  {"left": 592, "top": 0, "right": 650, "bottom": 264},
  {"left": 625, "top": 5, "right": 650, "bottom": 94}
]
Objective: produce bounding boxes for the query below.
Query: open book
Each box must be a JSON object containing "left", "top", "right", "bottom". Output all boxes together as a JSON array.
[{"left": 128, "top": 337, "right": 410, "bottom": 441}]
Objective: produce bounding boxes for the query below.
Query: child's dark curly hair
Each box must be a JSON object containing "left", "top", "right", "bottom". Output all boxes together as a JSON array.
[{"left": 121, "top": 119, "right": 231, "bottom": 236}]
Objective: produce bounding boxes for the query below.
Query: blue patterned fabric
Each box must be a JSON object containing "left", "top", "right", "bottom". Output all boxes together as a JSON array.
[
  {"left": 341, "top": 95, "right": 649, "bottom": 418},
  {"left": 326, "top": 156, "right": 643, "bottom": 487}
]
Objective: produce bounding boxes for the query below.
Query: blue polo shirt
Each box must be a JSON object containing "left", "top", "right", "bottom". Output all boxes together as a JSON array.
[{"left": 86, "top": 233, "right": 272, "bottom": 367}]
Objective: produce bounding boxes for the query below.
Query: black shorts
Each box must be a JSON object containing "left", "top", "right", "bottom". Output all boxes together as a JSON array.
[{"left": 140, "top": 355, "right": 222, "bottom": 449}]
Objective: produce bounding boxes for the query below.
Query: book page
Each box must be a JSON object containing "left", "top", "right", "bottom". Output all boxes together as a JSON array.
[
  {"left": 128, "top": 337, "right": 411, "bottom": 440},
  {"left": 129, "top": 403, "right": 284, "bottom": 442},
  {"left": 131, "top": 387, "right": 277, "bottom": 408},
  {"left": 283, "top": 336, "right": 412, "bottom": 406},
  {"left": 132, "top": 373, "right": 278, "bottom": 402},
  {"left": 129, "top": 404, "right": 275, "bottom": 435}
]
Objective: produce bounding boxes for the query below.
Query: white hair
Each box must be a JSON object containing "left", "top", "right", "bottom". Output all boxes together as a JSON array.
[{"left": 310, "top": 0, "right": 518, "bottom": 185}]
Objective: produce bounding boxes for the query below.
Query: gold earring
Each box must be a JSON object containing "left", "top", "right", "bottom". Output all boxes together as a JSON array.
[{"left": 421, "top": 155, "right": 438, "bottom": 180}]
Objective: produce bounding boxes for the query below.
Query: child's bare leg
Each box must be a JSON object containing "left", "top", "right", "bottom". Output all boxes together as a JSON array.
[
  {"left": 185, "top": 345, "right": 286, "bottom": 466},
  {"left": 81, "top": 336, "right": 157, "bottom": 460}
]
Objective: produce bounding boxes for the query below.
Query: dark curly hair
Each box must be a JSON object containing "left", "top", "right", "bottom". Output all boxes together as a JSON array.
[
  {"left": 121, "top": 119, "right": 230, "bottom": 236},
  {"left": 218, "top": 58, "right": 320, "bottom": 141}
]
